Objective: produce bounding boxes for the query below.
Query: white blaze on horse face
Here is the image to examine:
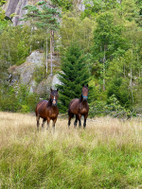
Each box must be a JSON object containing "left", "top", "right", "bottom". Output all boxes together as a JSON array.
[{"left": 53, "top": 96, "right": 56, "bottom": 105}]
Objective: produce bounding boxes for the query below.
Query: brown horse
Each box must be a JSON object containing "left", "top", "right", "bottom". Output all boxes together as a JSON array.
[
  {"left": 35, "top": 88, "right": 59, "bottom": 130},
  {"left": 68, "top": 84, "right": 89, "bottom": 128}
]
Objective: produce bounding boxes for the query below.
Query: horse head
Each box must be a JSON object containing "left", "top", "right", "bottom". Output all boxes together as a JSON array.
[
  {"left": 50, "top": 88, "right": 59, "bottom": 106},
  {"left": 82, "top": 84, "right": 89, "bottom": 101}
]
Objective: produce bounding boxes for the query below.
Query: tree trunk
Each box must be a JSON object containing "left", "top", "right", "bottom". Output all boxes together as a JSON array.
[
  {"left": 129, "top": 66, "right": 134, "bottom": 104},
  {"left": 50, "top": 30, "right": 54, "bottom": 76},
  {"left": 137, "top": 54, "right": 141, "bottom": 78},
  {"left": 52, "top": 30, "right": 54, "bottom": 53},
  {"left": 30, "top": 24, "right": 32, "bottom": 53},
  {"left": 45, "top": 36, "right": 48, "bottom": 76},
  {"left": 103, "top": 45, "right": 106, "bottom": 91}
]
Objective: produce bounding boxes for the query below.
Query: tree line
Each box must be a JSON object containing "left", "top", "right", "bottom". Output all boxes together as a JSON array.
[{"left": 0, "top": 0, "right": 142, "bottom": 117}]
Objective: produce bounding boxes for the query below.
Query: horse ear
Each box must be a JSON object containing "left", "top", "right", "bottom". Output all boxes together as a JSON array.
[
  {"left": 82, "top": 84, "right": 85, "bottom": 87},
  {"left": 86, "top": 84, "right": 88, "bottom": 88},
  {"left": 57, "top": 88, "right": 59, "bottom": 92},
  {"left": 50, "top": 87, "right": 52, "bottom": 92}
]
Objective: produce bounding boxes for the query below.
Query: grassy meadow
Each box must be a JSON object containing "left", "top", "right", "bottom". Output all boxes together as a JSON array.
[{"left": 0, "top": 112, "right": 142, "bottom": 188}]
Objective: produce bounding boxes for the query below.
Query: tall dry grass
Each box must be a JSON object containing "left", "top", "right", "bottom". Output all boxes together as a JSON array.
[{"left": 0, "top": 112, "right": 142, "bottom": 188}]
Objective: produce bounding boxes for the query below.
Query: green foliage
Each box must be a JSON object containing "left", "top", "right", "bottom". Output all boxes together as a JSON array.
[
  {"left": 107, "top": 78, "right": 131, "bottom": 108},
  {"left": 0, "top": 25, "right": 31, "bottom": 67},
  {"left": 0, "top": 4, "right": 8, "bottom": 31},
  {"left": 57, "top": 43, "right": 90, "bottom": 112},
  {"left": 89, "top": 95, "right": 132, "bottom": 118},
  {"left": 0, "top": 0, "right": 141, "bottom": 116},
  {"left": 82, "top": 0, "right": 118, "bottom": 18},
  {"left": 51, "top": 0, "right": 73, "bottom": 11},
  {"left": 0, "top": 85, "right": 39, "bottom": 112},
  {"left": 0, "top": 86, "right": 19, "bottom": 112},
  {"left": 20, "top": 105, "right": 30, "bottom": 113},
  {"left": 89, "top": 100, "right": 106, "bottom": 117},
  {"left": 93, "top": 12, "right": 127, "bottom": 61},
  {"left": 60, "top": 12, "right": 95, "bottom": 52},
  {"left": 23, "top": 2, "right": 61, "bottom": 31},
  {"left": 119, "top": 0, "right": 139, "bottom": 21},
  {"left": 33, "top": 66, "right": 46, "bottom": 84},
  {"left": 105, "top": 94, "right": 132, "bottom": 118},
  {"left": 36, "top": 5, "right": 61, "bottom": 31}
]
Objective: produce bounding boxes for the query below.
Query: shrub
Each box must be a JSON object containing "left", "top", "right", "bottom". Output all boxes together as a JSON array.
[
  {"left": 20, "top": 104, "right": 30, "bottom": 113},
  {"left": 89, "top": 95, "right": 134, "bottom": 118},
  {"left": 33, "top": 66, "right": 46, "bottom": 84},
  {"left": 0, "top": 85, "right": 39, "bottom": 113}
]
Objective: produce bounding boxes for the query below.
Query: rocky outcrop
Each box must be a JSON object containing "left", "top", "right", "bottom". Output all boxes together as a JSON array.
[
  {"left": 4, "top": 0, "right": 28, "bottom": 26},
  {"left": 9, "top": 51, "right": 44, "bottom": 85},
  {"left": 73, "top": 0, "right": 85, "bottom": 11},
  {"left": 8, "top": 50, "right": 61, "bottom": 96},
  {"left": 36, "top": 74, "right": 62, "bottom": 97}
]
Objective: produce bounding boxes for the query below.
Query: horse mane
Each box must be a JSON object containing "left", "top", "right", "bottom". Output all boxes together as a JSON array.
[
  {"left": 83, "top": 85, "right": 88, "bottom": 88},
  {"left": 48, "top": 99, "right": 52, "bottom": 106},
  {"left": 79, "top": 95, "right": 83, "bottom": 102}
]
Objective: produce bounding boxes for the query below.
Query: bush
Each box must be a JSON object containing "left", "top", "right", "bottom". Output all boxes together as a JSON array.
[
  {"left": 20, "top": 105, "right": 30, "bottom": 113},
  {"left": 89, "top": 101, "right": 106, "bottom": 118},
  {"left": 0, "top": 85, "right": 39, "bottom": 113},
  {"left": 0, "top": 86, "right": 19, "bottom": 112},
  {"left": 89, "top": 95, "right": 133, "bottom": 119},
  {"left": 33, "top": 66, "right": 46, "bottom": 84}
]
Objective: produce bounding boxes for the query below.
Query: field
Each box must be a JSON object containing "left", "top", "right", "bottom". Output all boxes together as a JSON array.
[{"left": 0, "top": 112, "right": 142, "bottom": 189}]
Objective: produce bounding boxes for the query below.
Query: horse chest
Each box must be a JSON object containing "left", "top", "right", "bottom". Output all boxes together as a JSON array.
[
  {"left": 48, "top": 108, "right": 58, "bottom": 119},
  {"left": 80, "top": 108, "right": 87, "bottom": 114},
  {"left": 79, "top": 104, "right": 88, "bottom": 115}
]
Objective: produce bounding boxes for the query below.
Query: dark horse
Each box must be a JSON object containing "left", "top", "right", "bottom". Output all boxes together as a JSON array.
[
  {"left": 35, "top": 88, "right": 59, "bottom": 130},
  {"left": 68, "top": 84, "right": 89, "bottom": 128}
]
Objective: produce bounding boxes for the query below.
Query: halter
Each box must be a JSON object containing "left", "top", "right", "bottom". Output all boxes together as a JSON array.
[{"left": 82, "top": 93, "right": 88, "bottom": 100}]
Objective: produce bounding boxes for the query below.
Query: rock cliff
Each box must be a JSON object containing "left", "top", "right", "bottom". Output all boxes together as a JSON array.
[
  {"left": 8, "top": 51, "right": 61, "bottom": 96},
  {"left": 4, "top": 0, "right": 28, "bottom": 26}
]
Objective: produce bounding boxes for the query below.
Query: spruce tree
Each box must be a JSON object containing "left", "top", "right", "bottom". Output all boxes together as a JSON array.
[{"left": 57, "top": 43, "right": 90, "bottom": 112}]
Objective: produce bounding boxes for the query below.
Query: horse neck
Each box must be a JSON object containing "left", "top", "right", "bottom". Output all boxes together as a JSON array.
[
  {"left": 47, "top": 99, "right": 52, "bottom": 106},
  {"left": 79, "top": 95, "right": 88, "bottom": 105}
]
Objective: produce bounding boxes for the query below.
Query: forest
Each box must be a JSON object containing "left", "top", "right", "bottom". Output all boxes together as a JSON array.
[
  {"left": 0, "top": 0, "right": 142, "bottom": 118},
  {"left": 1, "top": 1, "right": 142, "bottom": 188}
]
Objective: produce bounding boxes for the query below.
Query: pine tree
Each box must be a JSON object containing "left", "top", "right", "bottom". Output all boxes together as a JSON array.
[
  {"left": 57, "top": 43, "right": 90, "bottom": 112},
  {"left": 22, "top": 1, "right": 60, "bottom": 76}
]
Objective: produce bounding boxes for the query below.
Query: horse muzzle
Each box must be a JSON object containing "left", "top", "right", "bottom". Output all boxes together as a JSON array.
[{"left": 52, "top": 100, "right": 57, "bottom": 106}]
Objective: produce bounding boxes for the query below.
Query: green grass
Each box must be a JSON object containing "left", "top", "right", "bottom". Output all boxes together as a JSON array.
[
  {"left": 1, "top": 138, "right": 142, "bottom": 189},
  {"left": 0, "top": 112, "right": 142, "bottom": 188}
]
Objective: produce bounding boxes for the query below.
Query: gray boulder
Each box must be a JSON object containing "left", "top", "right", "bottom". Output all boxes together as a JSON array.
[{"left": 8, "top": 50, "right": 61, "bottom": 97}]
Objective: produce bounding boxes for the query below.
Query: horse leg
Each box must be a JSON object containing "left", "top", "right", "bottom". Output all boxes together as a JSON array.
[
  {"left": 36, "top": 115, "right": 40, "bottom": 131},
  {"left": 83, "top": 114, "right": 88, "bottom": 129},
  {"left": 78, "top": 114, "right": 82, "bottom": 128},
  {"left": 46, "top": 117, "right": 50, "bottom": 130},
  {"left": 52, "top": 118, "right": 57, "bottom": 132},
  {"left": 68, "top": 112, "right": 73, "bottom": 128},
  {"left": 68, "top": 115, "right": 71, "bottom": 128},
  {"left": 74, "top": 115, "right": 78, "bottom": 128},
  {"left": 42, "top": 118, "right": 46, "bottom": 129}
]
